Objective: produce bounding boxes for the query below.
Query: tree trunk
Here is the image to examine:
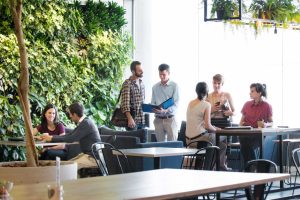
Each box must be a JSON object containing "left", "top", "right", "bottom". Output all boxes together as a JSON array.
[{"left": 10, "top": 0, "right": 38, "bottom": 167}]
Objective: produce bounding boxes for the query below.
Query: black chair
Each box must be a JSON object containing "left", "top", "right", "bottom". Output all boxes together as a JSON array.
[
  {"left": 291, "top": 147, "right": 300, "bottom": 195},
  {"left": 244, "top": 159, "right": 277, "bottom": 200},
  {"left": 186, "top": 140, "right": 213, "bottom": 149},
  {"left": 183, "top": 146, "right": 220, "bottom": 200},
  {"left": 178, "top": 121, "right": 187, "bottom": 147},
  {"left": 183, "top": 146, "right": 219, "bottom": 171},
  {"left": 91, "top": 141, "right": 131, "bottom": 176},
  {"left": 182, "top": 140, "right": 213, "bottom": 169}
]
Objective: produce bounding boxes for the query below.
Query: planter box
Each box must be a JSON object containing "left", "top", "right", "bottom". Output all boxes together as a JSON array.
[{"left": 0, "top": 160, "right": 77, "bottom": 185}]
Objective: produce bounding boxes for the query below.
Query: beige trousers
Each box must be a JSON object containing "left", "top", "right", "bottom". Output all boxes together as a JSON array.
[
  {"left": 154, "top": 117, "right": 178, "bottom": 142},
  {"left": 70, "top": 153, "right": 97, "bottom": 170}
]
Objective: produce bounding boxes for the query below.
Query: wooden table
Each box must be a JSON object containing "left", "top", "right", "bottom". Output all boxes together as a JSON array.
[
  {"left": 114, "top": 147, "right": 198, "bottom": 169},
  {"left": 10, "top": 169, "right": 290, "bottom": 200},
  {"left": 216, "top": 127, "right": 300, "bottom": 188},
  {"left": 0, "top": 140, "right": 68, "bottom": 147}
]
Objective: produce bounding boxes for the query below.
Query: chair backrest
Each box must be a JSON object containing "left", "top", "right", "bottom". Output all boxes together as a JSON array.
[
  {"left": 91, "top": 142, "right": 109, "bottom": 176},
  {"left": 244, "top": 159, "right": 277, "bottom": 200},
  {"left": 177, "top": 121, "right": 187, "bottom": 147},
  {"left": 186, "top": 140, "right": 213, "bottom": 149},
  {"left": 292, "top": 147, "right": 300, "bottom": 169},
  {"left": 291, "top": 147, "right": 300, "bottom": 195},
  {"left": 183, "top": 146, "right": 220, "bottom": 170},
  {"left": 245, "top": 159, "right": 277, "bottom": 173},
  {"left": 91, "top": 142, "right": 131, "bottom": 176}
]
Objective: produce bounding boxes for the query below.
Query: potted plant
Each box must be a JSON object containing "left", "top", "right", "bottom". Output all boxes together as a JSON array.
[{"left": 211, "top": 0, "right": 239, "bottom": 20}]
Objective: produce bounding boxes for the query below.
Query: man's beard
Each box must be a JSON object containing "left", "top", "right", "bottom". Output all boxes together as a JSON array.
[{"left": 136, "top": 72, "right": 143, "bottom": 78}]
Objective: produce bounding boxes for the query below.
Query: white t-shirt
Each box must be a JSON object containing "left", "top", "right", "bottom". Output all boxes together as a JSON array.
[{"left": 186, "top": 100, "right": 210, "bottom": 138}]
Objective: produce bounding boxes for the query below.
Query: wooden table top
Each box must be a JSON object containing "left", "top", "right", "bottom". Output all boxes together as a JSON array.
[
  {"left": 216, "top": 127, "right": 300, "bottom": 136},
  {"left": 10, "top": 169, "right": 289, "bottom": 200},
  {"left": 114, "top": 147, "right": 199, "bottom": 158}
]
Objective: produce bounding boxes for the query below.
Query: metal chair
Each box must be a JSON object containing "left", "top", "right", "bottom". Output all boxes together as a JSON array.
[
  {"left": 182, "top": 140, "right": 213, "bottom": 169},
  {"left": 271, "top": 130, "right": 300, "bottom": 185},
  {"left": 177, "top": 121, "right": 187, "bottom": 147},
  {"left": 91, "top": 142, "right": 131, "bottom": 176},
  {"left": 291, "top": 147, "right": 300, "bottom": 195},
  {"left": 244, "top": 159, "right": 277, "bottom": 200},
  {"left": 186, "top": 140, "right": 213, "bottom": 149},
  {"left": 227, "top": 135, "right": 243, "bottom": 171},
  {"left": 183, "top": 146, "right": 220, "bottom": 200}
]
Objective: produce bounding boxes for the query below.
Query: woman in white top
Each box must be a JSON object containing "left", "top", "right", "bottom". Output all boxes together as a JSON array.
[{"left": 186, "top": 82, "right": 230, "bottom": 171}]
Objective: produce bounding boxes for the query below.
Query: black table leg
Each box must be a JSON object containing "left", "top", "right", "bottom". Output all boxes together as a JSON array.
[
  {"left": 259, "top": 134, "right": 263, "bottom": 159},
  {"left": 279, "top": 135, "right": 284, "bottom": 188},
  {"left": 154, "top": 157, "right": 161, "bottom": 169},
  {"left": 216, "top": 134, "right": 220, "bottom": 171},
  {"left": 216, "top": 134, "right": 220, "bottom": 200}
]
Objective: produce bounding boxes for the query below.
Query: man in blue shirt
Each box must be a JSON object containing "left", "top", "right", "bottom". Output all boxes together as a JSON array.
[{"left": 151, "top": 64, "right": 179, "bottom": 141}]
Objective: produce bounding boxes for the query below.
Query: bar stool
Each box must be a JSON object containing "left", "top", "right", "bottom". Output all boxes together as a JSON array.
[
  {"left": 227, "top": 136, "right": 242, "bottom": 171},
  {"left": 271, "top": 135, "right": 300, "bottom": 185}
]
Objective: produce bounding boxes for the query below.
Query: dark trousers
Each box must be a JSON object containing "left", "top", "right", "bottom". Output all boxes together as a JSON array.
[
  {"left": 126, "top": 124, "right": 145, "bottom": 131},
  {"left": 39, "top": 149, "right": 68, "bottom": 160},
  {"left": 239, "top": 136, "right": 259, "bottom": 167}
]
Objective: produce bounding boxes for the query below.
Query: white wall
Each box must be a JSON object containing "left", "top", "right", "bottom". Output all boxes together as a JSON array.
[{"left": 132, "top": 0, "right": 300, "bottom": 128}]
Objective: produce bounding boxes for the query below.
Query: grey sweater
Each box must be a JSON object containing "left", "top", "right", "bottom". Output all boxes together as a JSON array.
[{"left": 52, "top": 117, "right": 101, "bottom": 155}]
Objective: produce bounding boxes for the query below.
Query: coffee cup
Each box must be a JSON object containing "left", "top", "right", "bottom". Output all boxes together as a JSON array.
[{"left": 257, "top": 120, "right": 264, "bottom": 128}]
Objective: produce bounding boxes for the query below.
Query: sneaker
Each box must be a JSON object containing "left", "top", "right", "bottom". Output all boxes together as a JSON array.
[{"left": 220, "top": 166, "right": 232, "bottom": 171}]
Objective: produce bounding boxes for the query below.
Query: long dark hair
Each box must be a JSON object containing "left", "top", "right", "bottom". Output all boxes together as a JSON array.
[
  {"left": 40, "top": 104, "right": 59, "bottom": 129},
  {"left": 196, "top": 82, "right": 209, "bottom": 100}
]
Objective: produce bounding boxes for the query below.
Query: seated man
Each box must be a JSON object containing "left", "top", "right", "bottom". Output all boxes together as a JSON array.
[{"left": 42, "top": 102, "right": 101, "bottom": 169}]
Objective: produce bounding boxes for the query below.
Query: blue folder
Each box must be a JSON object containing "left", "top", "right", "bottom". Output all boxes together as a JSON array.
[{"left": 142, "top": 98, "right": 174, "bottom": 113}]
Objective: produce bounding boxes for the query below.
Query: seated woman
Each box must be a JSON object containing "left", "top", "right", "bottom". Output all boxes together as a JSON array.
[
  {"left": 239, "top": 83, "right": 273, "bottom": 166},
  {"left": 33, "top": 104, "right": 67, "bottom": 160},
  {"left": 185, "top": 82, "right": 229, "bottom": 171}
]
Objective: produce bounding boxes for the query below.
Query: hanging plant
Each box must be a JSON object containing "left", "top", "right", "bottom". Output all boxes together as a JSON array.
[
  {"left": 211, "top": 0, "right": 240, "bottom": 19},
  {"left": 249, "top": 0, "right": 300, "bottom": 22}
]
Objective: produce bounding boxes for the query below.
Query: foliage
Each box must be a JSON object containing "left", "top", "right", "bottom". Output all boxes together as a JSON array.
[
  {"left": 0, "top": 0, "right": 132, "bottom": 161},
  {"left": 211, "top": 0, "right": 240, "bottom": 19},
  {"left": 249, "top": 0, "right": 299, "bottom": 22},
  {"left": 71, "top": 0, "right": 127, "bottom": 34}
]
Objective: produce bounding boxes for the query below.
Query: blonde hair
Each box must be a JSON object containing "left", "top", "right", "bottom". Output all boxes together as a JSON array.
[{"left": 213, "top": 74, "right": 224, "bottom": 84}]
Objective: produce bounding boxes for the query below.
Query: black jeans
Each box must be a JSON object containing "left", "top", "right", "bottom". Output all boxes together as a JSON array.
[
  {"left": 39, "top": 149, "right": 68, "bottom": 160},
  {"left": 239, "top": 136, "right": 259, "bottom": 166}
]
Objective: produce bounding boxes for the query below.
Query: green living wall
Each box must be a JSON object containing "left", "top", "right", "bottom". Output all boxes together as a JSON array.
[{"left": 0, "top": 0, "right": 132, "bottom": 161}]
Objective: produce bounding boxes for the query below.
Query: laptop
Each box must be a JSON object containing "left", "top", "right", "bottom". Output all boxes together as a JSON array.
[{"left": 224, "top": 126, "right": 252, "bottom": 130}]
